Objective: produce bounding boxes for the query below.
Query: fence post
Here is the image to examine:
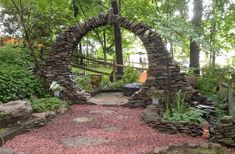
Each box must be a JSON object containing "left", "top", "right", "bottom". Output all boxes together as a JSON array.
[
  {"left": 113, "top": 59, "right": 116, "bottom": 82},
  {"left": 228, "top": 75, "right": 234, "bottom": 117}
]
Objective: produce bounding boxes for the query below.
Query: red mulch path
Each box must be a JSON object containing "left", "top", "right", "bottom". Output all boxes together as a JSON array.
[{"left": 4, "top": 105, "right": 205, "bottom": 154}]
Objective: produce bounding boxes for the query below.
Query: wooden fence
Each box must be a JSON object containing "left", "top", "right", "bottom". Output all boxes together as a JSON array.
[{"left": 72, "top": 55, "right": 148, "bottom": 81}]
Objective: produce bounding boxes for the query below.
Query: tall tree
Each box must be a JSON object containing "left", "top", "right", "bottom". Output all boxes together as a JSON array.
[
  {"left": 189, "top": 0, "right": 203, "bottom": 76},
  {"left": 112, "top": 0, "right": 123, "bottom": 76}
]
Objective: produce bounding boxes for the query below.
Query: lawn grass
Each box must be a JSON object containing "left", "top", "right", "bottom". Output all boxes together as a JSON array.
[{"left": 72, "top": 66, "right": 112, "bottom": 75}]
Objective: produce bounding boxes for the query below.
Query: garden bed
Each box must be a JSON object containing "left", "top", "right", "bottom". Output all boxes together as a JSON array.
[{"left": 142, "top": 105, "right": 203, "bottom": 137}]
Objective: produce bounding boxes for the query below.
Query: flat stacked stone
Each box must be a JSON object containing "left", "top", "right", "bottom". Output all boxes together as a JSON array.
[
  {"left": 212, "top": 116, "right": 235, "bottom": 146},
  {"left": 142, "top": 105, "right": 203, "bottom": 137}
]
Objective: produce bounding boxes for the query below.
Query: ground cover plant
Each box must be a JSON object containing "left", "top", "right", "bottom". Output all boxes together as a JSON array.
[{"left": 31, "top": 97, "right": 68, "bottom": 112}]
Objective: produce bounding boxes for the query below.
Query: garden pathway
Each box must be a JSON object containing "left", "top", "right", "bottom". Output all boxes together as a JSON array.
[
  {"left": 88, "top": 92, "right": 129, "bottom": 106},
  {"left": 3, "top": 103, "right": 206, "bottom": 154}
]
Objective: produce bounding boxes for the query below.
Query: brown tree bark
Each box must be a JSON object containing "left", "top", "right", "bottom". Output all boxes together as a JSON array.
[
  {"left": 111, "top": 0, "right": 123, "bottom": 76},
  {"left": 189, "top": 0, "right": 203, "bottom": 76},
  {"left": 103, "top": 30, "right": 107, "bottom": 63}
]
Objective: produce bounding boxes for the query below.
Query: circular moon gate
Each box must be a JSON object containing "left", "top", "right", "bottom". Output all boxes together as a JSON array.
[{"left": 44, "top": 11, "right": 199, "bottom": 106}]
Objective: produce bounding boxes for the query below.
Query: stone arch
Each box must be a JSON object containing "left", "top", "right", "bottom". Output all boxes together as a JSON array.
[{"left": 44, "top": 11, "right": 202, "bottom": 105}]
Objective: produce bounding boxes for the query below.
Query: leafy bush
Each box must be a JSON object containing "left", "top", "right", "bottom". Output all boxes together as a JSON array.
[
  {"left": 101, "top": 67, "right": 140, "bottom": 89},
  {"left": 196, "top": 65, "right": 233, "bottom": 95},
  {"left": 196, "top": 65, "right": 235, "bottom": 118},
  {"left": 100, "top": 76, "right": 111, "bottom": 88},
  {"left": 0, "top": 45, "right": 46, "bottom": 103},
  {"left": 0, "top": 66, "right": 46, "bottom": 103},
  {"left": 122, "top": 66, "right": 140, "bottom": 84},
  {"left": 0, "top": 45, "right": 32, "bottom": 68},
  {"left": 100, "top": 76, "right": 124, "bottom": 89},
  {"left": 209, "top": 91, "right": 228, "bottom": 118},
  {"left": 31, "top": 97, "right": 68, "bottom": 112},
  {"left": 74, "top": 75, "right": 92, "bottom": 92}
]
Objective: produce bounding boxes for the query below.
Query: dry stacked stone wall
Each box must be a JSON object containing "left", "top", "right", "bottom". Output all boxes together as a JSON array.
[
  {"left": 142, "top": 105, "right": 203, "bottom": 137},
  {"left": 43, "top": 10, "right": 209, "bottom": 105},
  {"left": 212, "top": 116, "right": 235, "bottom": 146}
]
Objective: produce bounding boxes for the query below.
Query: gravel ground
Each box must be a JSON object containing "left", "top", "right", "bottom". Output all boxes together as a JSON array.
[{"left": 4, "top": 105, "right": 205, "bottom": 154}]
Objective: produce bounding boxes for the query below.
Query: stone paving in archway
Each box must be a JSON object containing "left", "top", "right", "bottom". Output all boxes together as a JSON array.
[
  {"left": 3, "top": 105, "right": 205, "bottom": 154},
  {"left": 88, "top": 92, "right": 129, "bottom": 106}
]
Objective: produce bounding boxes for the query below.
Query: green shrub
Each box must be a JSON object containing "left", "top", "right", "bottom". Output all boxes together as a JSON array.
[
  {"left": 209, "top": 91, "right": 228, "bottom": 118},
  {"left": 100, "top": 75, "right": 111, "bottom": 88},
  {"left": 0, "top": 45, "right": 32, "bottom": 68},
  {"left": 74, "top": 75, "right": 92, "bottom": 92},
  {"left": 99, "top": 75, "right": 124, "bottom": 89},
  {"left": 0, "top": 45, "right": 46, "bottom": 103},
  {"left": 0, "top": 67, "right": 46, "bottom": 103},
  {"left": 123, "top": 66, "right": 140, "bottom": 84},
  {"left": 196, "top": 65, "right": 233, "bottom": 95},
  {"left": 31, "top": 97, "right": 68, "bottom": 112}
]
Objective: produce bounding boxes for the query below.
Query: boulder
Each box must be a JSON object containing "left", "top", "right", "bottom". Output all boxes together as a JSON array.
[{"left": 0, "top": 100, "right": 32, "bottom": 127}]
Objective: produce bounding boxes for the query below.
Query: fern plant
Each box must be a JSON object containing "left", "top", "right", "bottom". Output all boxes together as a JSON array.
[{"left": 175, "top": 90, "right": 186, "bottom": 113}]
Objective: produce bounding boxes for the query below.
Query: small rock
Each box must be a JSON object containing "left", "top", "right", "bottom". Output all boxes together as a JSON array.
[
  {"left": 61, "top": 136, "right": 108, "bottom": 147},
  {"left": 217, "top": 138, "right": 234, "bottom": 145},
  {"left": 57, "top": 107, "right": 68, "bottom": 114},
  {"left": 46, "top": 111, "right": 56, "bottom": 120},
  {"left": 0, "top": 148, "right": 14, "bottom": 154},
  {"left": 188, "top": 143, "right": 198, "bottom": 148},
  {"left": 199, "top": 142, "right": 209, "bottom": 148},
  {"left": 209, "top": 143, "right": 221, "bottom": 149},
  {"left": 220, "top": 116, "right": 233, "bottom": 124},
  {"left": 74, "top": 117, "right": 91, "bottom": 123},
  {"left": 154, "top": 146, "right": 168, "bottom": 154},
  {"left": 103, "top": 125, "right": 123, "bottom": 132},
  {"left": 217, "top": 122, "right": 233, "bottom": 127},
  {"left": 32, "top": 113, "right": 47, "bottom": 120}
]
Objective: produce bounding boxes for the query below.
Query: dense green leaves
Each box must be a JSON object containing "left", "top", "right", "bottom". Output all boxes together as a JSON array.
[
  {"left": 196, "top": 64, "right": 234, "bottom": 95},
  {"left": 0, "top": 46, "right": 46, "bottom": 103},
  {"left": 164, "top": 108, "right": 204, "bottom": 124},
  {"left": 31, "top": 97, "right": 68, "bottom": 112}
]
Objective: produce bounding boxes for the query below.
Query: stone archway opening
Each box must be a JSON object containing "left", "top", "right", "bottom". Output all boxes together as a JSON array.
[
  {"left": 70, "top": 25, "right": 149, "bottom": 91},
  {"left": 44, "top": 10, "right": 205, "bottom": 106}
]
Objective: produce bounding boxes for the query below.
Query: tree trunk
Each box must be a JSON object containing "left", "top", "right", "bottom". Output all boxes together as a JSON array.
[
  {"left": 112, "top": 0, "right": 123, "bottom": 76},
  {"left": 209, "top": 14, "right": 216, "bottom": 66},
  {"left": 189, "top": 0, "right": 202, "bottom": 76},
  {"left": 190, "top": 39, "right": 200, "bottom": 75},
  {"left": 103, "top": 30, "right": 107, "bottom": 63}
]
